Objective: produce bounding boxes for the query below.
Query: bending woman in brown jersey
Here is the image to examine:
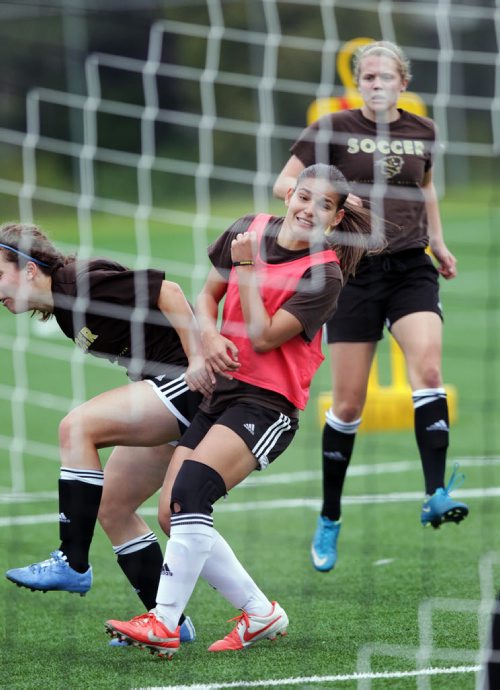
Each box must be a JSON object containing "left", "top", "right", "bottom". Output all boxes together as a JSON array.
[{"left": 0, "top": 222, "right": 217, "bottom": 643}]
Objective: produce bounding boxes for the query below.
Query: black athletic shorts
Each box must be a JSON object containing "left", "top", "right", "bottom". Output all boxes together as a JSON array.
[
  {"left": 144, "top": 372, "right": 203, "bottom": 434},
  {"left": 325, "top": 248, "right": 443, "bottom": 343},
  {"left": 179, "top": 402, "right": 298, "bottom": 471}
]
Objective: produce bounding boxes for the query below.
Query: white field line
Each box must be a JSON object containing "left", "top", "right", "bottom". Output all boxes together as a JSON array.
[
  {"left": 1, "top": 454, "right": 500, "bottom": 504},
  {"left": 135, "top": 664, "right": 481, "bottom": 689},
  {"left": 1, "top": 486, "right": 500, "bottom": 528}
]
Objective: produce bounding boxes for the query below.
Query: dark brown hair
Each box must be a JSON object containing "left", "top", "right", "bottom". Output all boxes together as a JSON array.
[
  {"left": 296, "top": 164, "right": 380, "bottom": 278},
  {"left": 0, "top": 222, "right": 75, "bottom": 320}
]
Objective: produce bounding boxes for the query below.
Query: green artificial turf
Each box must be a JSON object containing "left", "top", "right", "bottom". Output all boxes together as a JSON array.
[{"left": 0, "top": 188, "right": 498, "bottom": 689}]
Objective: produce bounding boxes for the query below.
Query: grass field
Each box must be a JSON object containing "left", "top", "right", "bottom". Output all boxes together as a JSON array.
[{"left": 0, "top": 187, "right": 499, "bottom": 689}]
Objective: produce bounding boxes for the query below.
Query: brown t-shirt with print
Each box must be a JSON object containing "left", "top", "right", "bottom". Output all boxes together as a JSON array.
[
  {"left": 291, "top": 108, "right": 437, "bottom": 253},
  {"left": 51, "top": 258, "right": 187, "bottom": 380},
  {"left": 200, "top": 214, "right": 343, "bottom": 417}
]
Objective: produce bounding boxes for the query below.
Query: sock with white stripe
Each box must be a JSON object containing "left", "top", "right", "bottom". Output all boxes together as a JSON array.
[
  {"left": 200, "top": 529, "right": 272, "bottom": 616},
  {"left": 58, "top": 467, "right": 104, "bottom": 573},
  {"left": 155, "top": 520, "right": 215, "bottom": 632},
  {"left": 114, "top": 533, "right": 164, "bottom": 611},
  {"left": 413, "top": 388, "right": 449, "bottom": 494},
  {"left": 321, "top": 409, "right": 361, "bottom": 521}
]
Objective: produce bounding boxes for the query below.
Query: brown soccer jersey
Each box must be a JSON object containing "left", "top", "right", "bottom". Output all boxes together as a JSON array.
[
  {"left": 51, "top": 258, "right": 188, "bottom": 380},
  {"left": 291, "top": 108, "right": 436, "bottom": 253}
]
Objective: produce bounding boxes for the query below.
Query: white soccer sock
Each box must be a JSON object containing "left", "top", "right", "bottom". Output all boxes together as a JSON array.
[
  {"left": 155, "top": 520, "right": 215, "bottom": 631},
  {"left": 201, "top": 529, "right": 272, "bottom": 616}
]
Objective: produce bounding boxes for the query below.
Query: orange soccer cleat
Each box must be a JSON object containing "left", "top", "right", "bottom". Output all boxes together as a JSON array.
[
  {"left": 208, "top": 601, "right": 288, "bottom": 652},
  {"left": 105, "top": 610, "right": 180, "bottom": 659}
]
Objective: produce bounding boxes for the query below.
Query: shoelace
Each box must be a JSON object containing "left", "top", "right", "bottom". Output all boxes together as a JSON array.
[
  {"left": 131, "top": 611, "right": 178, "bottom": 638},
  {"left": 129, "top": 612, "right": 156, "bottom": 627},
  {"left": 224, "top": 611, "right": 251, "bottom": 641},
  {"left": 30, "top": 550, "right": 66, "bottom": 573},
  {"left": 443, "top": 462, "right": 465, "bottom": 495}
]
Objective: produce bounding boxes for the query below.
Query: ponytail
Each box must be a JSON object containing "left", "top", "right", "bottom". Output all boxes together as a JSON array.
[{"left": 326, "top": 202, "right": 385, "bottom": 279}]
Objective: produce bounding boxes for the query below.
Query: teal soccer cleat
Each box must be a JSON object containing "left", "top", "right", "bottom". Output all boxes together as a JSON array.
[
  {"left": 310, "top": 515, "right": 342, "bottom": 572},
  {"left": 5, "top": 550, "right": 92, "bottom": 595},
  {"left": 108, "top": 614, "right": 196, "bottom": 647},
  {"left": 421, "top": 463, "right": 469, "bottom": 529}
]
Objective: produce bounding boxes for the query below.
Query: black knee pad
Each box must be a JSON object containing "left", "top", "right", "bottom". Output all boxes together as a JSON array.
[{"left": 170, "top": 459, "right": 226, "bottom": 515}]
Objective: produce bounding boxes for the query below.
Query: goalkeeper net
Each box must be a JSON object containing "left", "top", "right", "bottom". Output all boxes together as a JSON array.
[{"left": 0, "top": 1, "right": 499, "bottom": 686}]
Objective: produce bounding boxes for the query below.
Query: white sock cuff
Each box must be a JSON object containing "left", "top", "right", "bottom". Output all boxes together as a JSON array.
[
  {"left": 60, "top": 467, "right": 104, "bottom": 486},
  {"left": 325, "top": 408, "right": 362, "bottom": 434},
  {"left": 170, "top": 515, "right": 214, "bottom": 535},
  {"left": 412, "top": 388, "right": 447, "bottom": 408},
  {"left": 113, "top": 531, "right": 158, "bottom": 556}
]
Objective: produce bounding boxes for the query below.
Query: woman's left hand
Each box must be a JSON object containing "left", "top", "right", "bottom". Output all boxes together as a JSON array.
[
  {"left": 231, "top": 231, "right": 258, "bottom": 264},
  {"left": 185, "top": 355, "right": 215, "bottom": 397},
  {"left": 430, "top": 241, "right": 457, "bottom": 280}
]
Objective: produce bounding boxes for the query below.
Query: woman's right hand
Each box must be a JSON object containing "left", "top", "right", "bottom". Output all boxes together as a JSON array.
[
  {"left": 346, "top": 192, "right": 363, "bottom": 208},
  {"left": 202, "top": 331, "right": 240, "bottom": 380}
]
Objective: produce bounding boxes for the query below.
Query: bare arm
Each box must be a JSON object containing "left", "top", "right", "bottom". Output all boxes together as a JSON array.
[
  {"left": 422, "top": 170, "right": 457, "bottom": 280},
  {"left": 231, "top": 231, "right": 304, "bottom": 352},
  {"left": 273, "top": 155, "right": 305, "bottom": 199},
  {"left": 157, "top": 280, "right": 214, "bottom": 395},
  {"left": 195, "top": 267, "right": 241, "bottom": 380}
]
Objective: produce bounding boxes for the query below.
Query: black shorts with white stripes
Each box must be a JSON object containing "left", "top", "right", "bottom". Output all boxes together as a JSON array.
[
  {"left": 178, "top": 402, "right": 298, "bottom": 471},
  {"left": 144, "top": 373, "right": 203, "bottom": 434}
]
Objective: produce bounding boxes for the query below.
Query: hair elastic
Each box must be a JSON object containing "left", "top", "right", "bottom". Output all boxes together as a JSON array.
[{"left": 0, "top": 242, "right": 50, "bottom": 268}]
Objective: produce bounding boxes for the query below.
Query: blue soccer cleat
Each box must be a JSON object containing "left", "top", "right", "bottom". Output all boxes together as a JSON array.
[
  {"left": 108, "top": 614, "right": 196, "bottom": 647},
  {"left": 179, "top": 615, "right": 196, "bottom": 642},
  {"left": 421, "top": 463, "right": 469, "bottom": 529},
  {"left": 5, "top": 550, "right": 92, "bottom": 595},
  {"left": 310, "top": 515, "right": 342, "bottom": 572}
]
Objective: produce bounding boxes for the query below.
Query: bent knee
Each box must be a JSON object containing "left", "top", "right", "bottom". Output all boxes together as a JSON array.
[
  {"left": 58, "top": 412, "right": 75, "bottom": 449},
  {"left": 58, "top": 408, "right": 91, "bottom": 450},
  {"left": 412, "top": 363, "right": 443, "bottom": 390},
  {"left": 158, "top": 510, "right": 171, "bottom": 536},
  {"left": 98, "top": 498, "right": 125, "bottom": 533},
  {"left": 97, "top": 490, "right": 138, "bottom": 532},
  {"left": 332, "top": 400, "right": 364, "bottom": 423}
]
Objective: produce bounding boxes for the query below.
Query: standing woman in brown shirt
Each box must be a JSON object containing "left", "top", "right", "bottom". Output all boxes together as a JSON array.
[{"left": 274, "top": 40, "right": 468, "bottom": 573}]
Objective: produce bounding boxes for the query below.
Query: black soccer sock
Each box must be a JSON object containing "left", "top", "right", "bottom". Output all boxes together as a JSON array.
[
  {"left": 116, "top": 538, "right": 163, "bottom": 611},
  {"left": 114, "top": 536, "right": 186, "bottom": 625},
  {"left": 321, "top": 409, "right": 361, "bottom": 521},
  {"left": 58, "top": 468, "right": 103, "bottom": 573},
  {"left": 413, "top": 388, "right": 449, "bottom": 495}
]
